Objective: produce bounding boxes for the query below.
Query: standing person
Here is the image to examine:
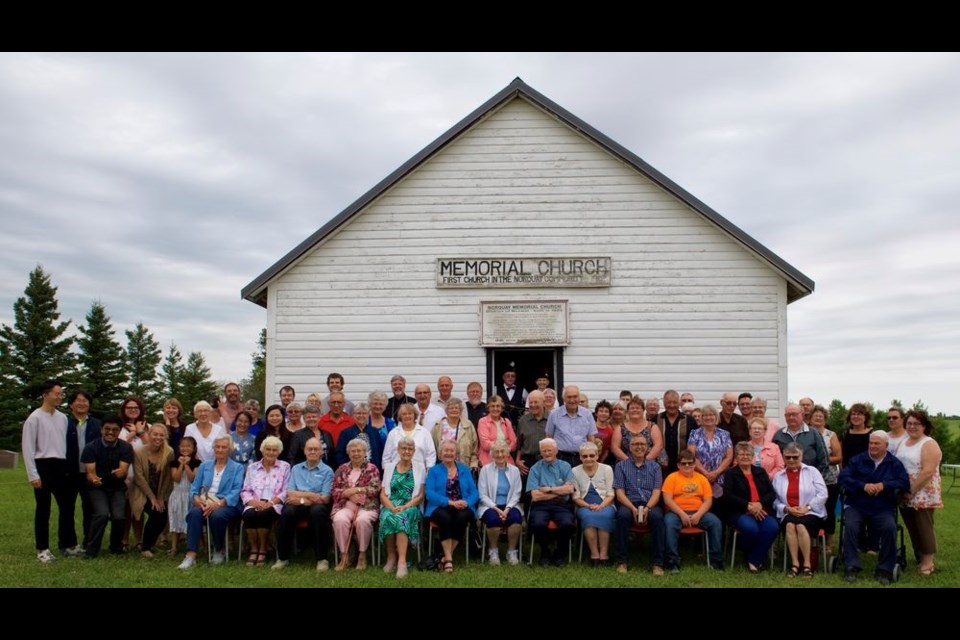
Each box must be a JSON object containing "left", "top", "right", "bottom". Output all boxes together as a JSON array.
[
  {"left": 167, "top": 436, "right": 200, "bottom": 557},
  {"left": 230, "top": 411, "right": 257, "bottom": 466},
  {"left": 321, "top": 372, "right": 355, "bottom": 414},
  {"left": 593, "top": 401, "right": 615, "bottom": 464},
  {"left": 658, "top": 390, "right": 698, "bottom": 474},
  {"left": 383, "top": 404, "right": 437, "bottom": 471},
  {"left": 645, "top": 398, "right": 660, "bottom": 424},
  {"left": 516, "top": 390, "right": 548, "bottom": 480},
  {"left": 117, "top": 396, "right": 149, "bottom": 550},
  {"left": 433, "top": 376, "right": 455, "bottom": 408},
  {"left": 80, "top": 417, "right": 135, "bottom": 558},
  {"left": 543, "top": 389, "right": 558, "bottom": 413},
  {"left": 184, "top": 400, "right": 226, "bottom": 463},
  {"left": 131, "top": 424, "right": 174, "bottom": 558},
  {"left": 545, "top": 385, "right": 597, "bottom": 467},
  {"left": 337, "top": 402, "right": 385, "bottom": 470},
  {"left": 278, "top": 385, "right": 296, "bottom": 412},
  {"left": 413, "top": 384, "right": 445, "bottom": 431},
  {"left": 749, "top": 396, "right": 780, "bottom": 443},
  {"left": 610, "top": 396, "right": 663, "bottom": 465},
  {"left": 22, "top": 379, "right": 73, "bottom": 563},
  {"left": 319, "top": 391, "right": 355, "bottom": 448},
  {"left": 886, "top": 407, "right": 908, "bottom": 454},
  {"left": 476, "top": 395, "right": 516, "bottom": 467},
  {"left": 287, "top": 404, "right": 335, "bottom": 467},
  {"left": 809, "top": 405, "right": 841, "bottom": 553},
  {"left": 719, "top": 392, "right": 749, "bottom": 447},
  {"left": 465, "top": 381, "right": 488, "bottom": 426},
  {"left": 687, "top": 404, "right": 734, "bottom": 514},
  {"left": 284, "top": 402, "right": 305, "bottom": 434},
  {"left": 798, "top": 397, "right": 815, "bottom": 425},
  {"left": 896, "top": 410, "right": 943, "bottom": 576},
  {"left": 737, "top": 393, "right": 753, "bottom": 418},
  {"left": 495, "top": 369, "right": 527, "bottom": 426},
  {"left": 367, "top": 391, "right": 395, "bottom": 452},
  {"left": 772, "top": 404, "right": 829, "bottom": 475},
  {"left": 221, "top": 382, "right": 244, "bottom": 429},
  {"left": 162, "top": 398, "right": 187, "bottom": 453},
  {"left": 841, "top": 403, "right": 873, "bottom": 463},
  {"left": 385, "top": 374, "right": 415, "bottom": 421},
  {"left": 430, "top": 397, "right": 479, "bottom": 471},
  {"left": 64, "top": 390, "right": 100, "bottom": 556},
  {"left": 256, "top": 404, "right": 292, "bottom": 460},
  {"left": 244, "top": 399, "right": 264, "bottom": 437}
]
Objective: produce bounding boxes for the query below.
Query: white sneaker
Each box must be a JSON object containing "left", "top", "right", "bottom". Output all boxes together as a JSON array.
[
  {"left": 506, "top": 550, "right": 520, "bottom": 566},
  {"left": 177, "top": 556, "right": 196, "bottom": 570},
  {"left": 62, "top": 545, "right": 85, "bottom": 557},
  {"left": 272, "top": 559, "right": 289, "bottom": 570},
  {"left": 37, "top": 549, "right": 56, "bottom": 563},
  {"left": 211, "top": 551, "right": 225, "bottom": 565},
  {"left": 488, "top": 549, "right": 501, "bottom": 565},
  {"left": 316, "top": 560, "right": 329, "bottom": 572}
]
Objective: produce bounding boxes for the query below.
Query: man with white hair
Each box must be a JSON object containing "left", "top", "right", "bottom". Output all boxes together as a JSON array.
[
  {"left": 413, "top": 384, "right": 445, "bottom": 431},
  {"left": 273, "top": 437, "right": 334, "bottom": 572},
  {"left": 838, "top": 431, "right": 910, "bottom": 585},
  {"left": 772, "top": 404, "right": 829, "bottom": 475},
  {"left": 546, "top": 385, "right": 597, "bottom": 467},
  {"left": 719, "top": 392, "right": 749, "bottom": 446},
  {"left": 432, "top": 376, "right": 456, "bottom": 408},
  {"left": 526, "top": 438, "right": 575, "bottom": 567}
]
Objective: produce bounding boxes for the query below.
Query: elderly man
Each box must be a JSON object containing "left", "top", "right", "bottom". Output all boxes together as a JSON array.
[
  {"left": 321, "top": 373, "right": 355, "bottom": 415},
  {"left": 546, "top": 385, "right": 597, "bottom": 467},
  {"left": 273, "top": 437, "right": 334, "bottom": 572},
  {"left": 719, "top": 392, "right": 749, "bottom": 446},
  {"left": 320, "top": 391, "right": 356, "bottom": 447},
  {"left": 517, "top": 390, "right": 548, "bottom": 479},
  {"left": 737, "top": 392, "right": 753, "bottom": 418},
  {"left": 680, "top": 392, "right": 695, "bottom": 406},
  {"left": 798, "top": 397, "right": 815, "bottom": 424},
  {"left": 385, "top": 375, "right": 415, "bottom": 421},
  {"left": 221, "top": 382, "right": 244, "bottom": 429},
  {"left": 413, "top": 384, "right": 446, "bottom": 431},
  {"left": 526, "top": 438, "right": 575, "bottom": 566},
  {"left": 662, "top": 450, "right": 724, "bottom": 572},
  {"left": 658, "top": 389, "right": 699, "bottom": 473},
  {"left": 613, "top": 438, "right": 665, "bottom": 575},
  {"left": 465, "top": 381, "right": 487, "bottom": 425},
  {"left": 772, "top": 403, "right": 828, "bottom": 475},
  {"left": 838, "top": 431, "right": 910, "bottom": 584},
  {"left": 495, "top": 369, "right": 527, "bottom": 425},
  {"left": 432, "top": 376, "right": 456, "bottom": 408},
  {"left": 288, "top": 405, "right": 335, "bottom": 467}
]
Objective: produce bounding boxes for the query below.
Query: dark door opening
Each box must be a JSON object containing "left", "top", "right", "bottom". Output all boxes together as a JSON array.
[{"left": 487, "top": 348, "right": 563, "bottom": 399}]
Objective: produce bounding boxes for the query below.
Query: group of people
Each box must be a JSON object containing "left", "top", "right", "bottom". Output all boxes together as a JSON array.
[{"left": 22, "top": 375, "right": 944, "bottom": 583}]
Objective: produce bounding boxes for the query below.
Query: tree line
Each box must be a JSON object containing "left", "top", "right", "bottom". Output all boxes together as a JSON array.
[{"left": 0, "top": 265, "right": 263, "bottom": 450}]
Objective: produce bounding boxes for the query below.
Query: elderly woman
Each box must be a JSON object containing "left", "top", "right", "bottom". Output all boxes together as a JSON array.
[
  {"left": 611, "top": 396, "right": 664, "bottom": 464},
  {"left": 543, "top": 388, "right": 558, "bottom": 412},
  {"left": 809, "top": 405, "right": 841, "bottom": 552},
  {"left": 572, "top": 441, "right": 616, "bottom": 566},
  {"left": 304, "top": 393, "right": 323, "bottom": 411},
  {"left": 230, "top": 411, "right": 257, "bottom": 466},
  {"left": 687, "top": 404, "right": 733, "bottom": 509},
  {"left": 177, "top": 435, "right": 244, "bottom": 569},
  {"left": 380, "top": 436, "right": 425, "bottom": 579},
  {"left": 476, "top": 395, "right": 516, "bottom": 468},
  {"left": 431, "top": 397, "right": 479, "bottom": 472},
  {"left": 645, "top": 397, "right": 660, "bottom": 423},
  {"left": 477, "top": 442, "right": 523, "bottom": 565},
  {"left": 724, "top": 442, "right": 779, "bottom": 573},
  {"left": 240, "top": 436, "right": 290, "bottom": 566},
  {"left": 749, "top": 396, "right": 780, "bottom": 443},
  {"left": 593, "top": 400, "right": 615, "bottom": 464},
  {"left": 382, "top": 403, "right": 436, "bottom": 471},
  {"left": 285, "top": 402, "right": 305, "bottom": 434},
  {"left": 773, "top": 442, "right": 827, "bottom": 577},
  {"left": 425, "top": 440, "right": 479, "bottom": 573},
  {"left": 368, "top": 390, "right": 396, "bottom": 447},
  {"left": 162, "top": 398, "right": 187, "bottom": 452},
  {"left": 746, "top": 417, "right": 784, "bottom": 481},
  {"left": 336, "top": 401, "right": 385, "bottom": 470},
  {"left": 331, "top": 438, "right": 381, "bottom": 571},
  {"left": 184, "top": 400, "right": 227, "bottom": 463},
  {"left": 896, "top": 409, "right": 943, "bottom": 576},
  {"left": 131, "top": 424, "right": 174, "bottom": 558}
]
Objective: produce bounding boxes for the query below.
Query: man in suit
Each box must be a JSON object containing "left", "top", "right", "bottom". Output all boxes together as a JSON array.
[{"left": 495, "top": 369, "right": 527, "bottom": 425}]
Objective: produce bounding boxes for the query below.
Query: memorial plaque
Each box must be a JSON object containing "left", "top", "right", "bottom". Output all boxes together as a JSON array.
[
  {"left": 438, "top": 257, "right": 610, "bottom": 288},
  {"left": 480, "top": 300, "right": 568, "bottom": 346}
]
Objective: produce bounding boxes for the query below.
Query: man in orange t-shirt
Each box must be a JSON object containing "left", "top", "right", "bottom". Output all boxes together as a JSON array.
[{"left": 661, "top": 450, "right": 723, "bottom": 571}]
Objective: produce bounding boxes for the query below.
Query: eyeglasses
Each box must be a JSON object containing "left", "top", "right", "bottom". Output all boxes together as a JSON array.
[
  {"left": 783, "top": 455, "right": 801, "bottom": 460},
  {"left": 678, "top": 462, "right": 695, "bottom": 467}
]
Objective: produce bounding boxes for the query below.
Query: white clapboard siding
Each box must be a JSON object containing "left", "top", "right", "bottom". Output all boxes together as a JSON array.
[{"left": 265, "top": 97, "right": 791, "bottom": 413}]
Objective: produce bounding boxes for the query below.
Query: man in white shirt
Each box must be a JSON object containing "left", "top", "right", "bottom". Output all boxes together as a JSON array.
[{"left": 413, "top": 384, "right": 445, "bottom": 430}]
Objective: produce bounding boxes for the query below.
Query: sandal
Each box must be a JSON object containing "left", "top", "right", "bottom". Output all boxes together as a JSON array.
[
  {"left": 802, "top": 566, "right": 814, "bottom": 578},
  {"left": 747, "top": 563, "right": 759, "bottom": 574},
  {"left": 919, "top": 565, "right": 936, "bottom": 576},
  {"left": 246, "top": 553, "right": 258, "bottom": 567},
  {"left": 443, "top": 559, "right": 454, "bottom": 573},
  {"left": 788, "top": 565, "right": 799, "bottom": 577},
  {"left": 255, "top": 552, "right": 268, "bottom": 566}
]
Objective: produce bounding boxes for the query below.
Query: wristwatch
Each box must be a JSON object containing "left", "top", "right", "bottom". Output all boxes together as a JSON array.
[{"left": 300, "top": 497, "right": 305, "bottom": 505}]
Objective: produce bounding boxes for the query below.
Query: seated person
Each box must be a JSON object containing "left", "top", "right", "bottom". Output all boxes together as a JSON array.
[
  {"left": 177, "top": 435, "right": 244, "bottom": 569},
  {"left": 287, "top": 404, "right": 335, "bottom": 467},
  {"left": 331, "top": 439, "right": 381, "bottom": 571},
  {"left": 612, "top": 438, "right": 665, "bottom": 574},
  {"left": 477, "top": 443, "right": 524, "bottom": 565},
  {"left": 425, "top": 440, "right": 479, "bottom": 573},
  {"left": 380, "top": 437, "right": 426, "bottom": 579},
  {"left": 723, "top": 442, "right": 779, "bottom": 573},
  {"left": 80, "top": 417, "right": 134, "bottom": 558},
  {"left": 572, "top": 442, "right": 616, "bottom": 567},
  {"left": 240, "top": 436, "right": 291, "bottom": 566},
  {"left": 772, "top": 442, "right": 828, "bottom": 577},
  {"left": 273, "top": 437, "right": 334, "bottom": 571},
  {"left": 838, "top": 431, "right": 910, "bottom": 584},
  {"left": 526, "top": 438, "right": 576, "bottom": 567},
  {"left": 661, "top": 450, "right": 724, "bottom": 571}
]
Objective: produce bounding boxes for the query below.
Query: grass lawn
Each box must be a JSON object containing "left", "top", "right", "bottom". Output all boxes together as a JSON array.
[{"left": 1, "top": 466, "right": 957, "bottom": 588}]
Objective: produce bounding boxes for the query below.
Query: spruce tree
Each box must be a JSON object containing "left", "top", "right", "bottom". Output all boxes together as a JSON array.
[
  {"left": 179, "top": 351, "right": 218, "bottom": 406},
  {"left": 125, "top": 322, "right": 163, "bottom": 415},
  {"left": 159, "top": 343, "right": 184, "bottom": 400},
  {"left": 76, "top": 301, "right": 128, "bottom": 415},
  {"left": 240, "top": 328, "right": 267, "bottom": 408}
]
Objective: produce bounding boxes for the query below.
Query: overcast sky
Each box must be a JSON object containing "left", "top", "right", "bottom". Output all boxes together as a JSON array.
[{"left": 1, "top": 52, "right": 957, "bottom": 414}]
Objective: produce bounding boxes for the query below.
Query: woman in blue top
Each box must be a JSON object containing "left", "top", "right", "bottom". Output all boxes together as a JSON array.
[
  {"left": 425, "top": 439, "right": 479, "bottom": 572},
  {"left": 177, "top": 435, "right": 244, "bottom": 570}
]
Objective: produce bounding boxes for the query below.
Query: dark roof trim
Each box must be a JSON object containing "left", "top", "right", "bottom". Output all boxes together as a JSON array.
[{"left": 243, "top": 77, "right": 814, "bottom": 306}]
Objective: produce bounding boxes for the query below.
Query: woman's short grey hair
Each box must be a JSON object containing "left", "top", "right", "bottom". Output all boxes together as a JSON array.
[
  {"left": 353, "top": 402, "right": 370, "bottom": 415},
  {"left": 194, "top": 400, "right": 212, "bottom": 414},
  {"left": 368, "top": 390, "right": 388, "bottom": 405},
  {"left": 347, "top": 438, "right": 370, "bottom": 452},
  {"left": 751, "top": 396, "right": 768, "bottom": 410},
  {"left": 397, "top": 435, "right": 416, "bottom": 449},
  {"left": 491, "top": 441, "right": 511, "bottom": 455},
  {"left": 214, "top": 434, "right": 234, "bottom": 451},
  {"left": 734, "top": 441, "right": 753, "bottom": 456},
  {"left": 445, "top": 397, "right": 464, "bottom": 412},
  {"left": 700, "top": 404, "right": 719, "bottom": 418},
  {"left": 260, "top": 435, "right": 284, "bottom": 454},
  {"left": 286, "top": 402, "right": 302, "bottom": 413},
  {"left": 783, "top": 442, "right": 804, "bottom": 457},
  {"left": 244, "top": 399, "right": 260, "bottom": 411},
  {"left": 613, "top": 400, "right": 627, "bottom": 412},
  {"left": 579, "top": 441, "right": 599, "bottom": 455}
]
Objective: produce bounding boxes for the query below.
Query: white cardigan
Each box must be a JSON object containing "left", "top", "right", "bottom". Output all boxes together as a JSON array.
[
  {"left": 381, "top": 462, "right": 426, "bottom": 511},
  {"left": 382, "top": 425, "right": 437, "bottom": 471},
  {"left": 476, "top": 462, "right": 523, "bottom": 518},
  {"left": 571, "top": 463, "right": 615, "bottom": 501},
  {"left": 772, "top": 464, "right": 828, "bottom": 519}
]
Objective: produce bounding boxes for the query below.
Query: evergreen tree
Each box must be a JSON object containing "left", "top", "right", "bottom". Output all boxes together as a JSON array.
[
  {"left": 125, "top": 322, "right": 163, "bottom": 415},
  {"left": 159, "top": 343, "right": 184, "bottom": 400},
  {"left": 240, "top": 328, "right": 266, "bottom": 408},
  {"left": 0, "top": 265, "right": 76, "bottom": 447},
  {"left": 826, "top": 399, "right": 847, "bottom": 436},
  {"left": 76, "top": 301, "right": 127, "bottom": 415},
  {"left": 179, "top": 351, "right": 218, "bottom": 406}
]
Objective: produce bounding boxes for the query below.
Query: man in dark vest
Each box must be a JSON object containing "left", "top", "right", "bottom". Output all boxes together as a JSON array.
[
  {"left": 657, "top": 390, "right": 699, "bottom": 474},
  {"left": 495, "top": 369, "right": 527, "bottom": 425}
]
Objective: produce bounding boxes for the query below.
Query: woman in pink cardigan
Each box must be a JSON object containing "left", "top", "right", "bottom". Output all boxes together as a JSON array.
[{"left": 476, "top": 395, "right": 517, "bottom": 466}]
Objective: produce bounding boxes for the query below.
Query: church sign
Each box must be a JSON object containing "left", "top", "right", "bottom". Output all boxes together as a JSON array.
[
  {"left": 437, "top": 257, "right": 611, "bottom": 288},
  {"left": 480, "top": 300, "right": 569, "bottom": 346}
]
